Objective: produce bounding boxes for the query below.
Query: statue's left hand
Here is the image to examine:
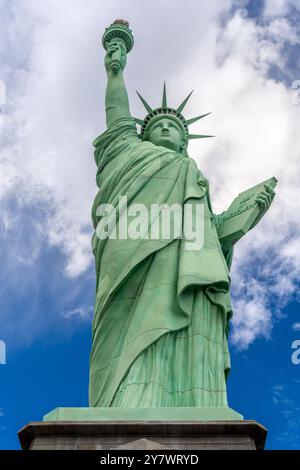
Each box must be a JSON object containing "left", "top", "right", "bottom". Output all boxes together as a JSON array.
[
  {"left": 256, "top": 183, "right": 275, "bottom": 211},
  {"left": 251, "top": 183, "right": 275, "bottom": 228}
]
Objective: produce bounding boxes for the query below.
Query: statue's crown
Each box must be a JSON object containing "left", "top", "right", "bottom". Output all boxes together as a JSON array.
[{"left": 134, "top": 83, "right": 213, "bottom": 141}]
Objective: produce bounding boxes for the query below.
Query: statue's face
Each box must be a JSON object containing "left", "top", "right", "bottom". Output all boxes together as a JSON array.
[{"left": 146, "top": 118, "right": 186, "bottom": 153}]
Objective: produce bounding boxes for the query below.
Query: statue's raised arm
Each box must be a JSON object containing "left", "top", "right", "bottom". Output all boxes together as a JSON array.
[{"left": 102, "top": 20, "right": 134, "bottom": 128}]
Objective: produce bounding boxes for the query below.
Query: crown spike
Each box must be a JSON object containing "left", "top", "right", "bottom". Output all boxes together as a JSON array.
[
  {"left": 188, "top": 134, "right": 215, "bottom": 140},
  {"left": 186, "top": 112, "right": 211, "bottom": 126},
  {"left": 162, "top": 82, "right": 167, "bottom": 108},
  {"left": 176, "top": 90, "right": 193, "bottom": 114},
  {"left": 136, "top": 91, "right": 153, "bottom": 114}
]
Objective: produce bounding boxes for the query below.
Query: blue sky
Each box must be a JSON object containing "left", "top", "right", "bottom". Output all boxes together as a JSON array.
[{"left": 1, "top": 0, "right": 300, "bottom": 449}]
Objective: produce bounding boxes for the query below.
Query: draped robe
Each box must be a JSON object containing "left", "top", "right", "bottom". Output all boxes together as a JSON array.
[{"left": 89, "top": 116, "right": 234, "bottom": 408}]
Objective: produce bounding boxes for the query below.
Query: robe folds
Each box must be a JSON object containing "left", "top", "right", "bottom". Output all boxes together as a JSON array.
[{"left": 89, "top": 116, "right": 233, "bottom": 407}]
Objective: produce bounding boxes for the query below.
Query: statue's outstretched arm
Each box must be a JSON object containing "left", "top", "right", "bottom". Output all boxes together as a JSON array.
[{"left": 104, "top": 40, "right": 131, "bottom": 128}]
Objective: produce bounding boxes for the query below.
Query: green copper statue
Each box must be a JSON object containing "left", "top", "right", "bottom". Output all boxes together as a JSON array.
[{"left": 89, "top": 20, "right": 275, "bottom": 409}]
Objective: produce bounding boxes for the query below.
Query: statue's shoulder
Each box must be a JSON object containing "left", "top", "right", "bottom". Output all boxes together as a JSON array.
[
  {"left": 93, "top": 116, "right": 138, "bottom": 147},
  {"left": 92, "top": 116, "right": 139, "bottom": 166}
]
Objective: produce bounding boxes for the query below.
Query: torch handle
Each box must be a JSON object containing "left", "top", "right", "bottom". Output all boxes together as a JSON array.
[{"left": 110, "top": 46, "right": 122, "bottom": 73}]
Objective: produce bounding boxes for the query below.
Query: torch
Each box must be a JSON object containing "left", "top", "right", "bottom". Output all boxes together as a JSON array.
[{"left": 102, "top": 20, "right": 134, "bottom": 73}]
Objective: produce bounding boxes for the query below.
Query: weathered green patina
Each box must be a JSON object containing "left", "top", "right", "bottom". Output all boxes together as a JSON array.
[{"left": 89, "top": 20, "right": 275, "bottom": 410}]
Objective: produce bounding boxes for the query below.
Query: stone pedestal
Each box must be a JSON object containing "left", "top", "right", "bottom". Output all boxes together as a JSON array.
[{"left": 18, "top": 407, "right": 267, "bottom": 450}]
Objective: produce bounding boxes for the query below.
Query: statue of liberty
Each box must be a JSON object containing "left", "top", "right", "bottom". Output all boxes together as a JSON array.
[{"left": 89, "top": 20, "right": 275, "bottom": 410}]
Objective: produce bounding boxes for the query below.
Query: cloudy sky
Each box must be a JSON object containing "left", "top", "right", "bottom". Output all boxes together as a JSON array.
[{"left": 0, "top": 0, "right": 300, "bottom": 449}]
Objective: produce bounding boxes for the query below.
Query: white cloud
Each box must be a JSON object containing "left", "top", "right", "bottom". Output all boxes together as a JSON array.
[
  {"left": 46, "top": 206, "right": 93, "bottom": 278},
  {"left": 0, "top": 1, "right": 300, "bottom": 348},
  {"left": 0, "top": 160, "right": 18, "bottom": 200},
  {"left": 63, "top": 305, "right": 93, "bottom": 320},
  {"left": 264, "top": 0, "right": 300, "bottom": 18},
  {"left": 230, "top": 278, "right": 272, "bottom": 348},
  {"left": 293, "top": 323, "right": 300, "bottom": 331}
]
